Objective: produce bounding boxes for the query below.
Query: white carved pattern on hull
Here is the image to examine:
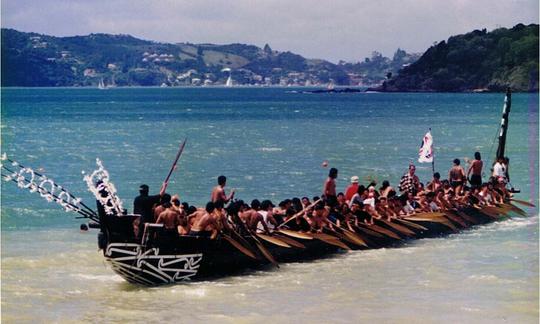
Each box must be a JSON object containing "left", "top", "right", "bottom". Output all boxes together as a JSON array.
[{"left": 105, "top": 243, "right": 203, "bottom": 284}]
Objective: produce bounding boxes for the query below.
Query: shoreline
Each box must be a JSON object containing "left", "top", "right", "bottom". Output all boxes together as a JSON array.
[{"left": 1, "top": 85, "right": 536, "bottom": 93}]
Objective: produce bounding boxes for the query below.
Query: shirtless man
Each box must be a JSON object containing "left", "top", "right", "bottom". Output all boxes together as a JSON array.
[
  {"left": 212, "top": 200, "right": 232, "bottom": 233},
  {"left": 323, "top": 168, "right": 338, "bottom": 201},
  {"left": 153, "top": 194, "right": 172, "bottom": 221},
  {"left": 210, "top": 175, "right": 235, "bottom": 204},
  {"left": 156, "top": 200, "right": 180, "bottom": 230},
  {"left": 467, "top": 152, "right": 483, "bottom": 189},
  {"left": 309, "top": 203, "right": 332, "bottom": 233},
  {"left": 448, "top": 159, "right": 466, "bottom": 195},
  {"left": 189, "top": 202, "right": 219, "bottom": 238},
  {"left": 426, "top": 172, "right": 442, "bottom": 192},
  {"left": 245, "top": 199, "right": 271, "bottom": 234}
]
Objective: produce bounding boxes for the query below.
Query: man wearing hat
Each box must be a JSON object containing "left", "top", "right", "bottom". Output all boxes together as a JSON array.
[
  {"left": 134, "top": 183, "right": 166, "bottom": 238},
  {"left": 345, "top": 175, "right": 359, "bottom": 203}
]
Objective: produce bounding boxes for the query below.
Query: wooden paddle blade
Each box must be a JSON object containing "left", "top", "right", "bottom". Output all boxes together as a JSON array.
[
  {"left": 443, "top": 213, "right": 467, "bottom": 228},
  {"left": 414, "top": 212, "right": 446, "bottom": 218},
  {"left": 455, "top": 211, "right": 481, "bottom": 224},
  {"left": 351, "top": 231, "right": 379, "bottom": 248},
  {"left": 311, "top": 233, "right": 351, "bottom": 250},
  {"left": 342, "top": 230, "right": 368, "bottom": 247},
  {"left": 503, "top": 203, "right": 527, "bottom": 216},
  {"left": 256, "top": 233, "right": 291, "bottom": 248},
  {"left": 368, "top": 224, "right": 402, "bottom": 240},
  {"left": 273, "top": 234, "right": 306, "bottom": 249},
  {"left": 222, "top": 234, "right": 258, "bottom": 260},
  {"left": 254, "top": 240, "right": 279, "bottom": 268},
  {"left": 394, "top": 218, "right": 429, "bottom": 231},
  {"left": 480, "top": 207, "right": 505, "bottom": 218},
  {"left": 404, "top": 216, "right": 458, "bottom": 231},
  {"left": 511, "top": 198, "right": 536, "bottom": 207},
  {"left": 377, "top": 219, "right": 416, "bottom": 236},
  {"left": 353, "top": 224, "right": 384, "bottom": 238},
  {"left": 277, "top": 229, "right": 313, "bottom": 240}
]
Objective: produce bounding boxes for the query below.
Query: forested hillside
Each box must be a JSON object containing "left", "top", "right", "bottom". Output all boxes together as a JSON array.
[
  {"left": 378, "top": 24, "right": 538, "bottom": 92},
  {"left": 0, "top": 28, "right": 416, "bottom": 87}
]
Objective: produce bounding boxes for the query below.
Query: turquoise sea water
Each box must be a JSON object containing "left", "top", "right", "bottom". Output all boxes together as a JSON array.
[{"left": 1, "top": 88, "right": 538, "bottom": 323}]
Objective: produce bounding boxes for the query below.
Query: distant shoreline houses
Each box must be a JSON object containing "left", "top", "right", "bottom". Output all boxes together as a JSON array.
[{"left": 3, "top": 23, "right": 537, "bottom": 91}]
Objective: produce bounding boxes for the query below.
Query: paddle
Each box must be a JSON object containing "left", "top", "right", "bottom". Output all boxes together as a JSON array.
[
  {"left": 404, "top": 215, "right": 458, "bottom": 231},
  {"left": 501, "top": 203, "right": 527, "bottom": 216},
  {"left": 441, "top": 212, "right": 467, "bottom": 228},
  {"left": 221, "top": 233, "right": 258, "bottom": 260},
  {"left": 357, "top": 222, "right": 402, "bottom": 240},
  {"left": 228, "top": 227, "right": 261, "bottom": 257},
  {"left": 375, "top": 218, "right": 416, "bottom": 237},
  {"left": 272, "top": 233, "right": 306, "bottom": 248},
  {"left": 326, "top": 226, "right": 367, "bottom": 248},
  {"left": 277, "top": 199, "right": 322, "bottom": 229},
  {"left": 256, "top": 233, "right": 291, "bottom": 248},
  {"left": 351, "top": 223, "right": 384, "bottom": 238},
  {"left": 227, "top": 209, "right": 280, "bottom": 267},
  {"left": 276, "top": 229, "right": 313, "bottom": 240},
  {"left": 161, "top": 138, "right": 187, "bottom": 193},
  {"left": 510, "top": 198, "right": 536, "bottom": 207},
  {"left": 310, "top": 232, "right": 351, "bottom": 250},
  {"left": 453, "top": 210, "right": 481, "bottom": 224},
  {"left": 476, "top": 206, "right": 504, "bottom": 219},
  {"left": 393, "top": 218, "right": 428, "bottom": 231},
  {"left": 253, "top": 237, "right": 279, "bottom": 267},
  {"left": 326, "top": 220, "right": 368, "bottom": 247}
]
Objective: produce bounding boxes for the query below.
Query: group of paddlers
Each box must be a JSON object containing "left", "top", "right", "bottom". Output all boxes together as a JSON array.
[{"left": 129, "top": 151, "right": 514, "bottom": 241}]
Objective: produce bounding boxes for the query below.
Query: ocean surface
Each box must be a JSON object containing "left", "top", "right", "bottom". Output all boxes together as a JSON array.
[{"left": 1, "top": 87, "right": 538, "bottom": 323}]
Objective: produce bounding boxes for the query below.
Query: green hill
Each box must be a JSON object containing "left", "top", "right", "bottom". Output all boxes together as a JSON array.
[
  {"left": 0, "top": 28, "right": 418, "bottom": 87},
  {"left": 378, "top": 23, "right": 539, "bottom": 92}
]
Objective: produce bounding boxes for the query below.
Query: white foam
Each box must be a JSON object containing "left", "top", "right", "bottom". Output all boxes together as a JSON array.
[
  {"left": 71, "top": 273, "right": 123, "bottom": 282},
  {"left": 258, "top": 147, "right": 282, "bottom": 152}
]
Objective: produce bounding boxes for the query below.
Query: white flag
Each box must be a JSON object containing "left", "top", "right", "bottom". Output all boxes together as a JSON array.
[{"left": 418, "top": 130, "right": 433, "bottom": 163}]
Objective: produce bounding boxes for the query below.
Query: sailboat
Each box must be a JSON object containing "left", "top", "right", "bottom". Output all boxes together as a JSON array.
[
  {"left": 221, "top": 67, "right": 233, "bottom": 87},
  {"left": 98, "top": 78, "right": 106, "bottom": 90},
  {"left": 225, "top": 75, "right": 233, "bottom": 87}
]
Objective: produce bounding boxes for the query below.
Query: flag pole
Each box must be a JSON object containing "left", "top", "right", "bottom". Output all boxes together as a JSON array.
[{"left": 430, "top": 128, "right": 435, "bottom": 174}]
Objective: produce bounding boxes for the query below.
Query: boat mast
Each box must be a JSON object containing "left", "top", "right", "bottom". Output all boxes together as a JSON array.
[{"left": 495, "top": 87, "right": 512, "bottom": 160}]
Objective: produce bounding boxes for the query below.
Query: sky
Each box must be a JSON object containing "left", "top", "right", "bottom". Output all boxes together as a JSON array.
[{"left": 1, "top": 0, "right": 538, "bottom": 63}]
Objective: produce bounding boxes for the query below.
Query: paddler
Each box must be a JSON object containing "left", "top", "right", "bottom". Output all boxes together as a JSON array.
[
  {"left": 399, "top": 164, "right": 420, "bottom": 196},
  {"left": 344, "top": 176, "right": 359, "bottom": 203},
  {"left": 256, "top": 200, "right": 279, "bottom": 232},
  {"left": 467, "top": 152, "right": 483, "bottom": 189},
  {"left": 156, "top": 199, "right": 181, "bottom": 234},
  {"left": 323, "top": 167, "right": 338, "bottom": 203},
  {"left": 189, "top": 202, "right": 218, "bottom": 238},
  {"left": 211, "top": 175, "right": 235, "bottom": 204}
]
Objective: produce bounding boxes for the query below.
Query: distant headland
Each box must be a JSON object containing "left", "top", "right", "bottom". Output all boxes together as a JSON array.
[{"left": 370, "top": 23, "right": 538, "bottom": 93}]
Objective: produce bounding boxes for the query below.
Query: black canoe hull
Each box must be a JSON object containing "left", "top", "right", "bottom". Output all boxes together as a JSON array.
[{"left": 101, "top": 206, "right": 517, "bottom": 286}]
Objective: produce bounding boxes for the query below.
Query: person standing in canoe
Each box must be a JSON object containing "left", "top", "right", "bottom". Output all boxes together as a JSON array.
[
  {"left": 467, "top": 152, "right": 483, "bottom": 189},
  {"left": 448, "top": 158, "right": 466, "bottom": 194},
  {"left": 211, "top": 175, "right": 235, "bottom": 204},
  {"left": 399, "top": 164, "right": 420, "bottom": 196},
  {"left": 323, "top": 167, "right": 338, "bottom": 202}
]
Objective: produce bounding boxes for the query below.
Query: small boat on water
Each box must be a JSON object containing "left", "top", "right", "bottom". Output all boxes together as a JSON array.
[
  {"left": 1, "top": 89, "right": 532, "bottom": 286},
  {"left": 98, "top": 78, "right": 106, "bottom": 90}
]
